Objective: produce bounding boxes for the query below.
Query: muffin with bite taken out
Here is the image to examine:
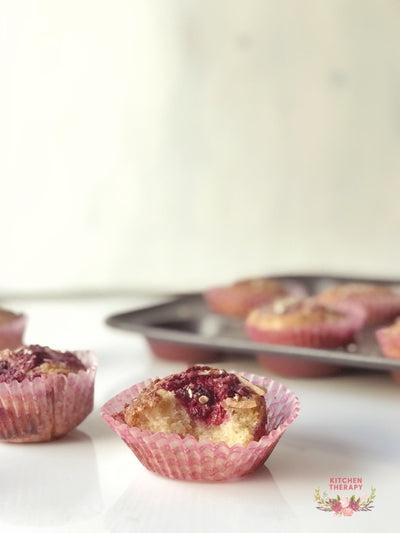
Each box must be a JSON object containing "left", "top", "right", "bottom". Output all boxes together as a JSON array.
[
  {"left": 123, "top": 366, "right": 267, "bottom": 446},
  {"left": 101, "top": 365, "right": 300, "bottom": 481}
]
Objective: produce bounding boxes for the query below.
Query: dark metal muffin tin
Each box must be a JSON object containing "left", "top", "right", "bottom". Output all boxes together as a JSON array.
[{"left": 106, "top": 274, "right": 400, "bottom": 371}]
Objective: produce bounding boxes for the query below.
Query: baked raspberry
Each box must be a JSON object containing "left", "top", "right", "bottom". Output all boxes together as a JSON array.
[
  {"left": 0, "top": 344, "right": 86, "bottom": 384},
  {"left": 123, "top": 366, "right": 267, "bottom": 446}
]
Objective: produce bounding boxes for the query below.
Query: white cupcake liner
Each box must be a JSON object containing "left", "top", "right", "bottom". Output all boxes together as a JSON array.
[
  {"left": 101, "top": 372, "right": 300, "bottom": 482},
  {"left": 0, "top": 350, "right": 97, "bottom": 443},
  {"left": 0, "top": 313, "right": 27, "bottom": 350}
]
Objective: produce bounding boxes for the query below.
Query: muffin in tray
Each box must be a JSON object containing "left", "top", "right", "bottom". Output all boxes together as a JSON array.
[
  {"left": 203, "top": 277, "right": 307, "bottom": 318},
  {"left": 315, "top": 282, "right": 400, "bottom": 326},
  {"left": 101, "top": 366, "right": 299, "bottom": 481},
  {"left": 0, "top": 308, "right": 27, "bottom": 350},
  {"left": 245, "top": 297, "right": 366, "bottom": 377},
  {"left": 376, "top": 320, "right": 400, "bottom": 384},
  {"left": 0, "top": 344, "right": 97, "bottom": 443}
]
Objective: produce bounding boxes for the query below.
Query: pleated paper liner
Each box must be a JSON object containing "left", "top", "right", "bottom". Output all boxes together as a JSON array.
[
  {"left": 0, "top": 350, "right": 97, "bottom": 443},
  {"left": 101, "top": 372, "right": 300, "bottom": 482}
]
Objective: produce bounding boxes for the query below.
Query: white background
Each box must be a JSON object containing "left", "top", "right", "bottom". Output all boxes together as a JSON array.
[{"left": 1, "top": 1, "right": 400, "bottom": 295}]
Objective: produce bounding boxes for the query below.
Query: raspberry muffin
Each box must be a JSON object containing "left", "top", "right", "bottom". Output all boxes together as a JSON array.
[
  {"left": 315, "top": 282, "right": 400, "bottom": 326},
  {"left": 0, "top": 308, "right": 27, "bottom": 350},
  {"left": 203, "top": 278, "right": 306, "bottom": 318},
  {"left": 0, "top": 344, "right": 97, "bottom": 443},
  {"left": 124, "top": 366, "right": 267, "bottom": 446},
  {"left": 246, "top": 298, "right": 365, "bottom": 377},
  {"left": 101, "top": 366, "right": 300, "bottom": 481},
  {"left": 376, "top": 320, "right": 400, "bottom": 384}
]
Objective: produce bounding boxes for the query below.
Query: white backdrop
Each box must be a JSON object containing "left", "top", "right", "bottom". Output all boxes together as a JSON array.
[{"left": 1, "top": 1, "right": 399, "bottom": 294}]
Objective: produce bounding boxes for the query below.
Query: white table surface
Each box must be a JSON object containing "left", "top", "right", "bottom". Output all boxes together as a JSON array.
[{"left": 0, "top": 295, "right": 398, "bottom": 533}]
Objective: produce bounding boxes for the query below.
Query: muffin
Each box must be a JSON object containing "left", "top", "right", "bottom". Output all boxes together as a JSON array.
[
  {"left": 376, "top": 319, "right": 400, "bottom": 384},
  {"left": 0, "top": 344, "right": 97, "bottom": 443},
  {"left": 0, "top": 308, "right": 27, "bottom": 350},
  {"left": 101, "top": 366, "right": 300, "bottom": 481},
  {"left": 245, "top": 298, "right": 365, "bottom": 377},
  {"left": 315, "top": 282, "right": 400, "bottom": 326},
  {"left": 203, "top": 277, "right": 306, "bottom": 318},
  {"left": 124, "top": 366, "right": 267, "bottom": 446}
]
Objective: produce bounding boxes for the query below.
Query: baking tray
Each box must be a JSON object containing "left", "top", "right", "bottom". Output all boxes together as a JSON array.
[{"left": 106, "top": 274, "right": 400, "bottom": 371}]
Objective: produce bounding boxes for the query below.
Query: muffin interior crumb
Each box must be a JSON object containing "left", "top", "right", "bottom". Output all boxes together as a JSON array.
[{"left": 123, "top": 366, "right": 267, "bottom": 446}]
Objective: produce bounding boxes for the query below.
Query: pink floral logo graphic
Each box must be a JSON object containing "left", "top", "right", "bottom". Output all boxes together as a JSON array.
[{"left": 314, "top": 487, "right": 376, "bottom": 516}]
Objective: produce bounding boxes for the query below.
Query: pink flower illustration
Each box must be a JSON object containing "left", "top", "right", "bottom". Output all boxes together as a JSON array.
[
  {"left": 349, "top": 500, "right": 360, "bottom": 511},
  {"left": 314, "top": 486, "right": 375, "bottom": 516},
  {"left": 342, "top": 507, "right": 354, "bottom": 517},
  {"left": 331, "top": 500, "right": 342, "bottom": 513}
]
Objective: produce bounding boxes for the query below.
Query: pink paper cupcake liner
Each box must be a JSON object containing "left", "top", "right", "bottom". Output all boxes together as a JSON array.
[
  {"left": 246, "top": 303, "right": 365, "bottom": 349},
  {"left": 204, "top": 280, "right": 307, "bottom": 318},
  {"left": 0, "top": 351, "right": 97, "bottom": 443},
  {"left": 101, "top": 372, "right": 300, "bottom": 482},
  {"left": 376, "top": 323, "right": 400, "bottom": 384},
  {"left": 146, "top": 338, "right": 219, "bottom": 363},
  {"left": 363, "top": 293, "right": 400, "bottom": 325},
  {"left": 0, "top": 312, "right": 27, "bottom": 350},
  {"left": 316, "top": 288, "right": 400, "bottom": 326},
  {"left": 246, "top": 303, "right": 365, "bottom": 378},
  {"left": 256, "top": 356, "right": 341, "bottom": 378}
]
